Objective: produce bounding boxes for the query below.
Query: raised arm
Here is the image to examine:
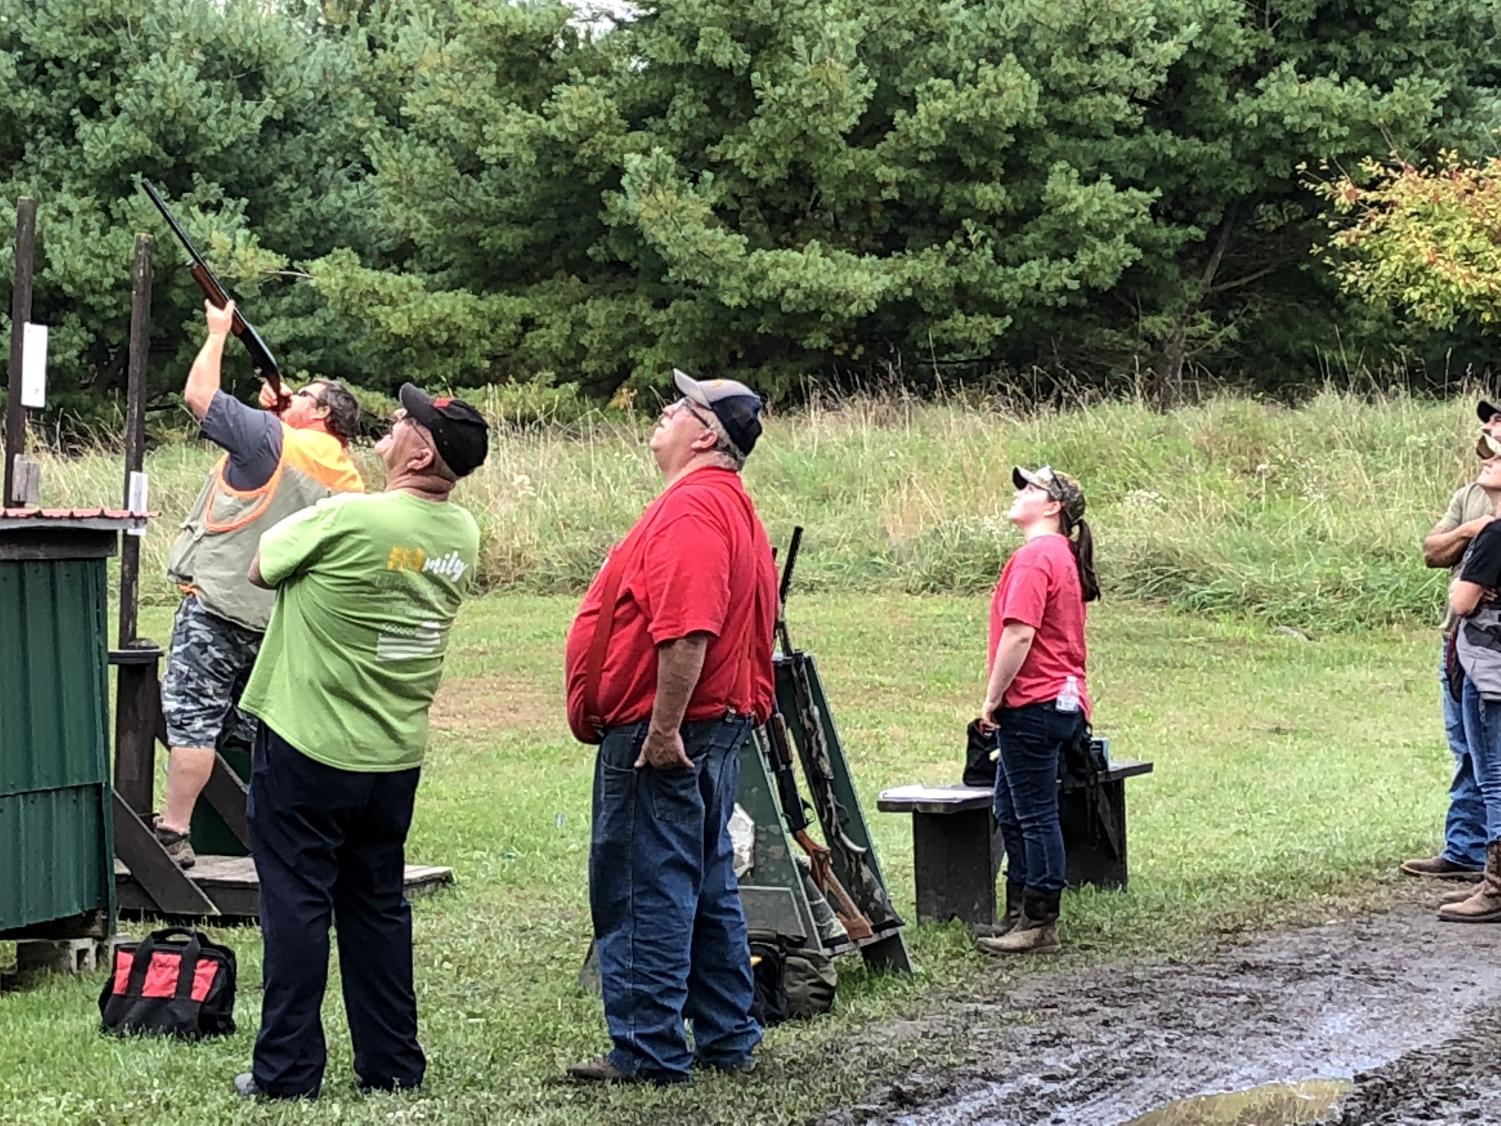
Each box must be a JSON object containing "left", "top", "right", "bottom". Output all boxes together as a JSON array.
[{"left": 183, "top": 300, "right": 236, "bottom": 421}]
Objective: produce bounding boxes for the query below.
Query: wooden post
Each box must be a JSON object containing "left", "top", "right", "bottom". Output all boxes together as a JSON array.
[
  {"left": 112, "top": 233, "right": 159, "bottom": 819},
  {"left": 118, "top": 233, "right": 152, "bottom": 645},
  {"left": 4, "top": 197, "right": 36, "bottom": 507}
]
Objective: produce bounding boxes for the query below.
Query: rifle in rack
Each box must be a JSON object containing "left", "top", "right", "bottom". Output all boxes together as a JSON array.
[
  {"left": 761, "top": 527, "right": 876, "bottom": 942},
  {"left": 140, "top": 180, "right": 288, "bottom": 413},
  {"left": 776, "top": 528, "right": 903, "bottom": 931}
]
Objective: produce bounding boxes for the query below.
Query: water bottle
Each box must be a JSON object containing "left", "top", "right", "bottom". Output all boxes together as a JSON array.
[{"left": 1056, "top": 675, "right": 1081, "bottom": 713}]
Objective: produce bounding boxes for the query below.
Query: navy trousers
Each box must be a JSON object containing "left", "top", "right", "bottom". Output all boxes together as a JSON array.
[{"left": 247, "top": 723, "right": 425, "bottom": 1098}]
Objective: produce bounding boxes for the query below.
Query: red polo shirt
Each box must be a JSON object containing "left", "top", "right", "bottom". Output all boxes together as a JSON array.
[
  {"left": 565, "top": 467, "right": 778, "bottom": 741},
  {"left": 988, "top": 533, "right": 1091, "bottom": 717}
]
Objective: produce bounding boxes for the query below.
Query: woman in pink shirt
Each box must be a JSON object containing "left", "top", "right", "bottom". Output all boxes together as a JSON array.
[{"left": 975, "top": 465, "right": 1099, "bottom": 956}]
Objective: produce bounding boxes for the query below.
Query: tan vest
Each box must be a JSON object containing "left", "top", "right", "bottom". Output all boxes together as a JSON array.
[{"left": 167, "top": 426, "right": 364, "bottom": 631}]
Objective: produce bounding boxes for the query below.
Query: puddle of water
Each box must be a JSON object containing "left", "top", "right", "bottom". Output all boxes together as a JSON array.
[{"left": 1122, "top": 1079, "right": 1352, "bottom": 1126}]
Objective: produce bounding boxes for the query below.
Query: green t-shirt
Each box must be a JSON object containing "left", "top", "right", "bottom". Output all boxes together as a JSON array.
[{"left": 240, "top": 490, "right": 481, "bottom": 772}]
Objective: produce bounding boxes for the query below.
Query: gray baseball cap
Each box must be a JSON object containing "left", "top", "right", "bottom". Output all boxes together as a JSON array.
[{"left": 673, "top": 368, "right": 764, "bottom": 457}]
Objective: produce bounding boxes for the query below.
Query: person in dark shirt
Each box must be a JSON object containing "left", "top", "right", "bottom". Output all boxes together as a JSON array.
[
  {"left": 1440, "top": 435, "right": 1501, "bottom": 922},
  {"left": 152, "top": 301, "right": 365, "bottom": 867}
]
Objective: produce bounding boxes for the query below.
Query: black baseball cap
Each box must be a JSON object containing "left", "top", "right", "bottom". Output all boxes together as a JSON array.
[
  {"left": 673, "top": 368, "right": 765, "bottom": 457},
  {"left": 398, "top": 383, "right": 489, "bottom": 478},
  {"left": 1479, "top": 399, "right": 1499, "bottom": 424}
]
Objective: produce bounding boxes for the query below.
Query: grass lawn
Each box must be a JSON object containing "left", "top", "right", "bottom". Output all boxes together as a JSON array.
[{"left": 0, "top": 592, "right": 1448, "bottom": 1124}]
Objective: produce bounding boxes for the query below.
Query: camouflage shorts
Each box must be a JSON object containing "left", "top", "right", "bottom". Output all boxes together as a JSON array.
[{"left": 160, "top": 596, "right": 263, "bottom": 750}]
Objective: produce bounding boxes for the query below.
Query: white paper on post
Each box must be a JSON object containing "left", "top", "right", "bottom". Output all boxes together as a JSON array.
[
  {"left": 127, "top": 470, "right": 149, "bottom": 535},
  {"left": 20, "top": 322, "right": 47, "bottom": 408}
]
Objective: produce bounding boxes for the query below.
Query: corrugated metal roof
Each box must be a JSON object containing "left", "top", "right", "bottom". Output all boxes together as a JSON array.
[
  {"left": 1, "top": 507, "right": 151, "bottom": 519},
  {"left": 0, "top": 508, "right": 152, "bottom": 533}
]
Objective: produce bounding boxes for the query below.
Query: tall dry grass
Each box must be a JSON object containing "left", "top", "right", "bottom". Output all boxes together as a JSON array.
[{"left": 37, "top": 387, "right": 1484, "bottom": 629}]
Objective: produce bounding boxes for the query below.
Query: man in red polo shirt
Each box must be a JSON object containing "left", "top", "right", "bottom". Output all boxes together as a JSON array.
[{"left": 564, "top": 369, "right": 777, "bottom": 1085}]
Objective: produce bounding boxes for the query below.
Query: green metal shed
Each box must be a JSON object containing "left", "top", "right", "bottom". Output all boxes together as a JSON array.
[{"left": 0, "top": 509, "right": 144, "bottom": 938}]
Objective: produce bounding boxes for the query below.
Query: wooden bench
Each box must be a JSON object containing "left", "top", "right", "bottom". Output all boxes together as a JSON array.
[{"left": 878, "top": 749, "right": 1153, "bottom": 927}]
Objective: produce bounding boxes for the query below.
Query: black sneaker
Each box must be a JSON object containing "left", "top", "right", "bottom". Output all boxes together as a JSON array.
[{"left": 151, "top": 817, "right": 196, "bottom": 870}]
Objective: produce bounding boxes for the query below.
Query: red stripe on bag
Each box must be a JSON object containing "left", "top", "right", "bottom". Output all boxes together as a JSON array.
[{"left": 113, "top": 951, "right": 220, "bottom": 1002}]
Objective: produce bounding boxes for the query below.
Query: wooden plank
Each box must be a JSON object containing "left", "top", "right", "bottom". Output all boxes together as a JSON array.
[
  {"left": 4, "top": 198, "right": 35, "bottom": 507},
  {"left": 879, "top": 758, "right": 1154, "bottom": 814},
  {"left": 112, "top": 658, "right": 160, "bottom": 818},
  {"left": 115, "top": 854, "right": 454, "bottom": 922},
  {"left": 118, "top": 232, "right": 152, "bottom": 645},
  {"left": 0, "top": 908, "right": 111, "bottom": 942},
  {"left": 0, "top": 529, "right": 120, "bottom": 561},
  {"left": 201, "top": 753, "right": 249, "bottom": 849},
  {"left": 111, "top": 790, "right": 218, "bottom": 917}
]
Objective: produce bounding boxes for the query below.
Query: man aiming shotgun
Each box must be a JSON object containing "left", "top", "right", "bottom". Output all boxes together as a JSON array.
[{"left": 143, "top": 181, "right": 367, "bottom": 866}]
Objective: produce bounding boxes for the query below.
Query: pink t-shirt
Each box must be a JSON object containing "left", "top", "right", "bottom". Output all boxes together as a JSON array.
[{"left": 987, "top": 534, "right": 1090, "bottom": 717}]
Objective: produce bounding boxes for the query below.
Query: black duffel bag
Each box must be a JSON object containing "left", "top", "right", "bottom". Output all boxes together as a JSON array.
[{"left": 99, "top": 928, "right": 237, "bottom": 1039}]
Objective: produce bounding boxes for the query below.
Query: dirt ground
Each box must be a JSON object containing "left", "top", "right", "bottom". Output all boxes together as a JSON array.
[{"left": 821, "top": 885, "right": 1501, "bottom": 1125}]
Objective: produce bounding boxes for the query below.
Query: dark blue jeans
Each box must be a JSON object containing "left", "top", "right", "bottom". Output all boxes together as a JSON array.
[
  {"left": 1442, "top": 642, "right": 1487, "bottom": 866},
  {"left": 247, "top": 724, "right": 425, "bottom": 1098},
  {"left": 1461, "top": 675, "right": 1501, "bottom": 845},
  {"left": 992, "top": 702, "right": 1085, "bottom": 896},
  {"left": 589, "top": 715, "right": 761, "bottom": 1082}
]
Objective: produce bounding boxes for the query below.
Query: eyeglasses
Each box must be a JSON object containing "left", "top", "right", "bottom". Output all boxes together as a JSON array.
[
  {"left": 668, "top": 397, "right": 717, "bottom": 430},
  {"left": 293, "top": 388, "right": 325, "bottom": 407}
]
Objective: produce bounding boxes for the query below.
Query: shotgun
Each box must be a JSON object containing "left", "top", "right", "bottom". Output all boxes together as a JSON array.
[
  {"left": 140, "top": 180, "right": 288, "bottom": 413},
  {"left": 764, "top": 527, "right": 876, "bottom": 942}
]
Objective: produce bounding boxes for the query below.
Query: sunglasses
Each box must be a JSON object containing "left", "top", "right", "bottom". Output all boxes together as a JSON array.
[{"left": 669, "top": 397, "right": 717, "bottom": 429}]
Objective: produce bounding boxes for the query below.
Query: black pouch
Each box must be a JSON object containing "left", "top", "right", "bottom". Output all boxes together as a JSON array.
[
  {"left": 963, "top": 718, "right": 998, "bottom": 788},
  {"left": 748, "top": 934, "right": 789, "bottom": 1028},
  {"left": 1447, "top": 630, "right": 1465, "bottom": 704},
  {"left": 1058, "top": 720, "right": 1107, "bottom": 790},
  {"left": 99, "top": 928, "right": 237, "bottom": 1040}
]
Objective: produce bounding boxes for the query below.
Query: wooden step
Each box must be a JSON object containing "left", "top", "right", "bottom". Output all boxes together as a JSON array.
[{"left": 116, "top": 855, "right": 453, "bottom": 921}]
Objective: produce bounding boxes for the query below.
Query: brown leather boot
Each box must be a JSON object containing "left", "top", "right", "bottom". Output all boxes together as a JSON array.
[
  {"left": 971, "top": 883, "right": 1023, "bottom": 939},
  {"left": 1439, "top": 841, "right": 1501, "bottom": 923},
  {"left": 1401, "top": 854, "right": 1483, "bottom": 881},
  {"left": 977, "top": 888, "right": 1061, "bottom": 955},
  {"left": 1440, "top": 883, "right": 1476, "bottom": 906}
]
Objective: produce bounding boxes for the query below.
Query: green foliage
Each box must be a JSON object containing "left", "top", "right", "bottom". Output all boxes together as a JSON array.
[
  {"left": 2, "top": 0, "right": 1500, "bottom": 419},
  {"left": 1317, "top": 153, "right": 1501, "bottom": 330}
]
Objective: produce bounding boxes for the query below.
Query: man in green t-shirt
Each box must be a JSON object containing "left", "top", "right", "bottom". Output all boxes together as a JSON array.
[{"left": 231, "top": 385, "right": 489, "bottom": 1101}]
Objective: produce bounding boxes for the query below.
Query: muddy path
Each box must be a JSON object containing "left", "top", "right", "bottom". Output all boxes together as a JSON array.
[{"left": 822, "top": 886, "right": 1501, "bottom": 1125}]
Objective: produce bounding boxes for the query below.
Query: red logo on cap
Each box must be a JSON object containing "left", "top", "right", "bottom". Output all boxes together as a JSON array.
[{"left": 434, "top": 397, "right": 453, "bottom": 408}]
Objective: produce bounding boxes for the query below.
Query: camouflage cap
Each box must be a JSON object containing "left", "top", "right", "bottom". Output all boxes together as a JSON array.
[{"left": 1012, "top": 465, "right": 1086, "bottom": 523}]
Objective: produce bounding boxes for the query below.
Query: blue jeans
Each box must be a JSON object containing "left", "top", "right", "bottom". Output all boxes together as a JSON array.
[
  {"left": 1442, "top": 642, "right": 1487, "bottom": 866},
  {"left": 1460, "top": 674, "right": 1501, "bottom": 846},
  {"left": 589, "top": 715, "right": 761, "bottom": 1081},
  {"left": 992, "top": 702, "right": 1085, "bottom": 896}
]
